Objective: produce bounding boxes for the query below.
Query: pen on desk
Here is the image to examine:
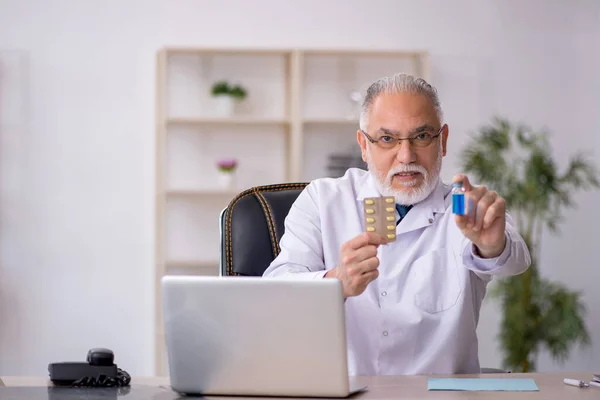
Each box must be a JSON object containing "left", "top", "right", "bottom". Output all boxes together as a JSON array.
[{"left": 563, "top": 378, "right": 589, "bottom": 388}]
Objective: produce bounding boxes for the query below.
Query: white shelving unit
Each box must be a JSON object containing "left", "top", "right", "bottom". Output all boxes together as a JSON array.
[{"left": 154, "top": 47, "right": 430, "bottom": 375}]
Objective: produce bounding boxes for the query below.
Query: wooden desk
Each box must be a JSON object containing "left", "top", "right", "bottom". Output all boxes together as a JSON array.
[{"left": 1, "top": 372, "right": 598, "bottom": 398}]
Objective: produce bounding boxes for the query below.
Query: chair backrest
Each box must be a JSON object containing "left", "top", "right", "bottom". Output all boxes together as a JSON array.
[{"left": 219, "top": 183, "right": 308, "bottom": 276}]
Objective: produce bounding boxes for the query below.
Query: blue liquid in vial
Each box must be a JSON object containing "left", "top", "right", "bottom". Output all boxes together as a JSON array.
[{"left": 452, "top": 193, "right": 465, "bottom": 215}]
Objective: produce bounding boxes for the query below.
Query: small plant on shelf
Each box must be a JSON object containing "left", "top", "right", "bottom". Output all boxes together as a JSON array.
[
  {"left": 210, "top": 81, "right": 248, "bottom": 117},
  {"left": 216, "top": 158, "right": 238, "bottom": 189},
  {"left": 229, "top": 84, "right": 248, "bottom": 100},
  {"left": 211, "top": 81, "right": 231, "bottom": 97},
  {"left": 216, "top": 158, "right": 238, "bottom": 173}
]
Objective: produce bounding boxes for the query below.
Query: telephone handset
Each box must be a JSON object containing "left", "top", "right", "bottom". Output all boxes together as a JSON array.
[{"left": 48, "top": 347, "right": 131, "bottom": 387}]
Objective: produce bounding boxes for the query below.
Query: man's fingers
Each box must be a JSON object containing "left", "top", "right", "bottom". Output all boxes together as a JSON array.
[
  {"left": 467, "top": 185, "right": 487, "bottom": 204},
  {"left": 347, "top": 265, "right": 380, "bottom": 297},
  {"left": 455, "top": 213, "right": 468, "bottom": 229},
  {"left": 355, "top": 270, "right": 379, "bottom": 293},
  {"left": 455, "top": 188, "right": 506, "bottom": 233},
  {"left": 474, "top": 192, "right": 497, "bottom": 231},
  {"left": 340, "top": 232, "right": 385, "bottom": 297},
  {"left": 483, "top": 197, "right": 506, "bottom": 230},
  {"left": 347, "top": 255, "right": 379, "bottom": 276},
  {"left": 347, "top": 232, "right": 388, "bottom": 250},
  {"left": 453, "top": 173, "right": 473, "bottom": 191},
  {"left": 454, "top": 185, "right": 488, "bottom": 230},
  {"left": 343, "top": 245, "right": 378, "bottom": 265},
  {"left": 465, "top": 186, "right": 488, "bottom": 224},
  {"left": 362, "top": 269, "right": 379, "bottom": 282},
  {"left": 357, "top": 255, "right": 380, "bottom": 273}
]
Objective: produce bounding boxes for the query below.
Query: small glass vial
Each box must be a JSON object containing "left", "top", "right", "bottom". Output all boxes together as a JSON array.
[{"left": 452, "top": 182, "right": 465, "bottom": 215}]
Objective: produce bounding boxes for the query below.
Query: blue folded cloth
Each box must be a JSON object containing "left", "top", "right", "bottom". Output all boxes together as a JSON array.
[{"left": 427, "top": 378, "right": 539, "bottom": 391}]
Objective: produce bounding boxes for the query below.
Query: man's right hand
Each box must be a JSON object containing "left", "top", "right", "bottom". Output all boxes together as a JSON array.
[{"left": 325, "top": 232, "right": 388, "bottom": 297}]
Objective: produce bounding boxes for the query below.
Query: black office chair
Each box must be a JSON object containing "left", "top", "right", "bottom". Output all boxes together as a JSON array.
[
  {"left": 218, "top": 182, "right": 509, "bottom": 374},
  {"left": 219, "top": 182, "right": 308, "bottom": 276}
]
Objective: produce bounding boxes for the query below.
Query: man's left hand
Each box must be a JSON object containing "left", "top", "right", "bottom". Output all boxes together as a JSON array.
[{"left": 453, "top": 174, "right": 506, "bottom": 258}]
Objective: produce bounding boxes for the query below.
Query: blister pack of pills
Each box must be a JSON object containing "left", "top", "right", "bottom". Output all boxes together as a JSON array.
[{"left": 363, "top": 196, "right": 396, "bottom": 242}]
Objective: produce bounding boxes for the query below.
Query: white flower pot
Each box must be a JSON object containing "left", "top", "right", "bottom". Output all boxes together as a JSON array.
[
  {"left": 214, "top": 96, "right": 234, "bottom": 117},
  {"left": 217, "top": 171, "right": 235, "bottom": 189}
]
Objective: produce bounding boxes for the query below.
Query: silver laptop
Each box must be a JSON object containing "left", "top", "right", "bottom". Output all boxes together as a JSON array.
[{"left": 161, "top": 275, "right": 366, "bottom": 397}]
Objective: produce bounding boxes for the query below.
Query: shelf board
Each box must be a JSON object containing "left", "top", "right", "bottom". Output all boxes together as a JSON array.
[
  {"left": 161, "top": 47, "right": 425, "bottom": 58},
  {"left": 166, "top": 260, "right": 219, "bottom": 268},
  {"left": 303, "top": 118, "right": 359, "bottom": 125},
  {"left": 166, "top": 189, "right": 240, "bottom": 196},
  {"left": 166, "top": 117, "right": 290, "bottom": 126},
  {"left": 163, "top": 47, "right": 292, "bottom": 56},
  {"left": 301, "top": 49, "right": 426, "bottom": 58}
]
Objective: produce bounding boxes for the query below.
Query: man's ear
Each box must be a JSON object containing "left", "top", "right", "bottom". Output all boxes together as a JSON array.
[
  {"left": 357, "top": 130, "right": 367, "bottom": 162},
  {"left": 441, "top": 124, "right": 449, "bottom": 156}
]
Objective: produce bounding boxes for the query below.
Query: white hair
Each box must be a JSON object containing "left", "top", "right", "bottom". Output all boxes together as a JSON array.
[{"left": 359, "top": 73, "right": 443, "bottom": 132}]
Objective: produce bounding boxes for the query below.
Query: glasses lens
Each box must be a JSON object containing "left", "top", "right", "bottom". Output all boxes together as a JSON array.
[
  {"left": 371, "top": 130, "right": 439, "bottom": 149},
  {"left": 371, "top": 135, "right": 394, "bottom": 149},
  {"left": 412, "top": 135, "right": 433, "bottom": 147},
  {"left": 377, "top": 139, "right": 396, "bottom": 149},
  {"left": 376, "top": 136, "right": 432, "bottom": 149}
]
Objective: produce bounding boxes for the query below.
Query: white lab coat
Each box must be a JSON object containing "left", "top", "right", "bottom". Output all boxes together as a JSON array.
[{"left": 263, "top": 168, "right": 531, "bottom": 376}]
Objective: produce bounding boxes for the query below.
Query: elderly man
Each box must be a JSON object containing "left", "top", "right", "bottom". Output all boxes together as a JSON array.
[{"left": 262, "top": 73, "right": 531, "bottom": 376}]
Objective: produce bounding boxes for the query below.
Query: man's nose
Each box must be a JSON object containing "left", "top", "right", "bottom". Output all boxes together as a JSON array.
[{"left": 394, "top": 140, "right": 417, "bottom": 164}]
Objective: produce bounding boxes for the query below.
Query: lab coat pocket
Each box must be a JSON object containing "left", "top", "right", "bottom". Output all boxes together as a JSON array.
[{"left": 409, "top": 248, "right": 461, "bottom": 314}]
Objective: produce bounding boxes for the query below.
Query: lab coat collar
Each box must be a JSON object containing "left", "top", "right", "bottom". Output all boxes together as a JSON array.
[
  {"left": 399, "top": 178, "right": 449, "bottom": 234},
  {"left": 356, "top": 173, "right": 383, "bottom": 201},
  {"left": 412, "top": 178, "right": 449, "bottom": 215}
]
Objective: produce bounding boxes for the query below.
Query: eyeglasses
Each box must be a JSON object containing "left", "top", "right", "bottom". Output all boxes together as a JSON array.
[{"left": 361, "top": 125, "right": 445, "bottom": 149}]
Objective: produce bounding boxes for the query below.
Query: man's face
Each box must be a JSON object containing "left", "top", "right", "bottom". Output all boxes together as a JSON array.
[{"left": 357, "top": 92, "right": 448, "bottom": 205}]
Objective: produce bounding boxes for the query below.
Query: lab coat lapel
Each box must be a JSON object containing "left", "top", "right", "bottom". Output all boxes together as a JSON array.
[
  {"left": 355, "top": 173, "right": 382, "bottom": 201},
  {"left": 396, "top": 179, "right": 449, "bottom": 235}
]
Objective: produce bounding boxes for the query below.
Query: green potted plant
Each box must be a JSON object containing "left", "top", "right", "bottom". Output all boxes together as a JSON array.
[
  {"left": 211, "top": 80, "right": 247, "bottom": 117},
  {"left": 460, "top": 116, "right": 599, "bottom": 372}
]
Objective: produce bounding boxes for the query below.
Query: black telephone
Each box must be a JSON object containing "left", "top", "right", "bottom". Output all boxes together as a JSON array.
[{"left": 48, "top": 348, "right": 131, "bottom": 387}]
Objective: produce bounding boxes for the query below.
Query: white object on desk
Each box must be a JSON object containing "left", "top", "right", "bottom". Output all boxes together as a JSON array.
[{"left": 563, "top": 378, "right": 589, "bottom": 388}]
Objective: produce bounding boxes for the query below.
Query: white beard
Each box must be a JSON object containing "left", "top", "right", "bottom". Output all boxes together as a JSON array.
[{"left": 366, "top": 142, "right": 443, "bottom": 206}]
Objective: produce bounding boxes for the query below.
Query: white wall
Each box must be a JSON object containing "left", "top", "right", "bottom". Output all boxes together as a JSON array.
[{"left": 0, "top": 0, "right": 598, "bottom": 376}]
